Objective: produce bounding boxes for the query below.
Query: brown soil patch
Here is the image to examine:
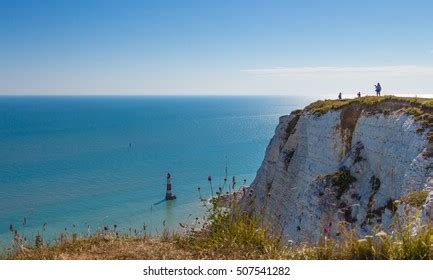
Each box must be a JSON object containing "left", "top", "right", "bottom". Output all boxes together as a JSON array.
[{"left": 340, "top": 105, "right": 362, "bottom": 154}]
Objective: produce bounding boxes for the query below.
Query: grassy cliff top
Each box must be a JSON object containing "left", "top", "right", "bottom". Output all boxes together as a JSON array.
[{"left": 304, "top": 95, "right": 433, "bottom": 117}]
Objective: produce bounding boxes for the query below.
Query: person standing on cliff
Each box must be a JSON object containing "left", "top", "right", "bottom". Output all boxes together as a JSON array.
[
  {"left": 357, "top": 92, "right": 361, "bottom": 98},
  {"left": 375, "top": 83, "right": 382, "bottom": 96},
  {"left": 338, "top": 92, "right": 342, "bottom": 100}
]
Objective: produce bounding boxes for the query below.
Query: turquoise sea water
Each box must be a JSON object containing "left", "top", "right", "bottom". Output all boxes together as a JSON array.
[{"left": 0, "top": 96, "right": 309, "bottom": 247}]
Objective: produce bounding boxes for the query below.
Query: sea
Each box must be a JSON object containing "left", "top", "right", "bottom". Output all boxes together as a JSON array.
[{"left": 0, "top": 95, "right": 311, "bottom": 248}]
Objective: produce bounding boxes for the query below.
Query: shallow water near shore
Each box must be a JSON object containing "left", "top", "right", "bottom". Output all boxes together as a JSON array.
[{"left": 0, "top": 95, "right": 310, "bottom": 248}]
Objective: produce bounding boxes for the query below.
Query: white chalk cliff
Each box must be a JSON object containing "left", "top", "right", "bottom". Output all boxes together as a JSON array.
[{"left": 242, "top": 98, "right": 433, "bottom": 242}]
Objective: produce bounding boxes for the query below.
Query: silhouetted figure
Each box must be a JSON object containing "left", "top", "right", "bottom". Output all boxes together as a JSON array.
[
  {"left": 375, "top": 83, "right": 382, "bottom": 96},
  {"left": 357, "top": 92, "right": 361, "bottom": 98},
  {"left": 338, "top": 92, "right": 342, "bottom": 100}
]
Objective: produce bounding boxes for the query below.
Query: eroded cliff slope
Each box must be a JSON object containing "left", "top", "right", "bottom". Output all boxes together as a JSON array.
[{"left": 243, "top": 96, "right": 433, "bottom": 242}]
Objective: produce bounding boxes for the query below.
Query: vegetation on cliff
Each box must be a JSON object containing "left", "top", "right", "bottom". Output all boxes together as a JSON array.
[
  {"left": 401, "top": 191, "right": 429, "bottom": 208},
  {"left": 304, "top": 96, "right": 433, "bottom": 121},
  {"left": 4, "top": 196, "right": 433, "bottom": 260}
]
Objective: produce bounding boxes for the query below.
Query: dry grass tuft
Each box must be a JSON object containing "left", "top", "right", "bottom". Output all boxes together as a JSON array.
[
  {"left": 8, "top": 234, "right": 194, "bottom": 260},
  {"left": 401, "top": 191, "right": 429, "bottom": 208}
]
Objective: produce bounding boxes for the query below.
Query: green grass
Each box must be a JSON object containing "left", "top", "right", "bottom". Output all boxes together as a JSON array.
[
  {"left": 4, "top": 197, "right": 433, "bottom": 260},
  {"left": 304, "top": 95, "right": 433, "bottom": 117},
  {"left": 175, "top": 205, "right": 290, "bottom": 259},
  {"left": 176, "top": 202, "right": 433, "bottom": 259},
  {"left": 405, "top": 107, "right": 423, "bottom": 117}
]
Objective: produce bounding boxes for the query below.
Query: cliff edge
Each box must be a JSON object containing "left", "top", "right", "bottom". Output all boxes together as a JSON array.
[{"left": 242, "top": 96, "right": 433, "bottom": 242}]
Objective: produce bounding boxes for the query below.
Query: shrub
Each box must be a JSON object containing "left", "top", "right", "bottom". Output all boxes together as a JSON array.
[{"left": 401, "top": 191, "right": 429, "bottom": 208}]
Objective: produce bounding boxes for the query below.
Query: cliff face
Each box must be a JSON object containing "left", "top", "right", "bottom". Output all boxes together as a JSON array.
[{"left": 243, "top": 97, "right": 433, "bottom": 242}]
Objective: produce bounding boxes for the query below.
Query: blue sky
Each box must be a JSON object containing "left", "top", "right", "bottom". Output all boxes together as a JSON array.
[{"left": 1, "top": 0, "right": 433, "bottom": 96}]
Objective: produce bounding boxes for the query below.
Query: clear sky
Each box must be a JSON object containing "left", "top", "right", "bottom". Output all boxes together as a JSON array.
[{"left": 1, "top": 0, "right": 433, "bottom": 97}]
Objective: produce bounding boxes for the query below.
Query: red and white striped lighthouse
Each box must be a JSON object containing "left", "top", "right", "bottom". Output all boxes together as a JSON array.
[{"left": 165, "top": 173, "right": 176, "bottom": 200}]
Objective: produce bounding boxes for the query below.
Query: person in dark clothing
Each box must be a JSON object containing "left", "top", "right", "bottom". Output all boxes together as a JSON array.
[
  {"left": 357, "top": 92, "right": 361, "bottom": 98},
  {"left": 338, "top": 92, "right": 342, "bottom": 100},
  {"left": 375, "top": 83, "right": 382, "bottom": 96}
]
